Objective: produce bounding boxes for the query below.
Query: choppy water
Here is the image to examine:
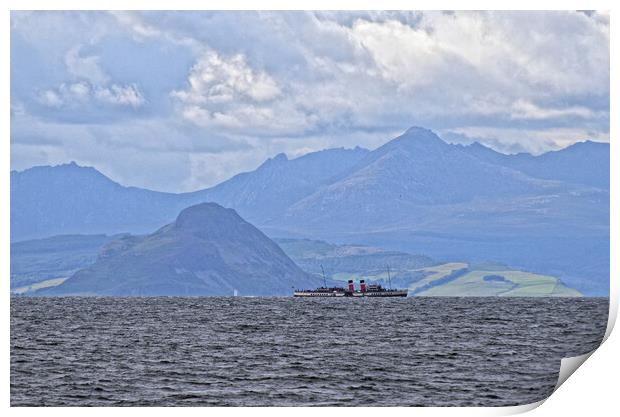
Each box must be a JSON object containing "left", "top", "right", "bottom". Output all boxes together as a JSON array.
[{"left": 11, "top": 297, "right": 608, "bottom": 406}]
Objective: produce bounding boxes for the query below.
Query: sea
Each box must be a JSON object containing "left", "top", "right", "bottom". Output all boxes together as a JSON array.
[{"left": 11, "top": 297, "right": 608, "bottom": 407}]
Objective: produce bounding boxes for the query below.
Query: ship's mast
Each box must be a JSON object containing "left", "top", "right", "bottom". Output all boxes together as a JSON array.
[
  {"left": 387, "top": 265, "right": 392, "bottom": 289},
  {"left": 320, "top": 264, "right": 327, "bottom": 288}
]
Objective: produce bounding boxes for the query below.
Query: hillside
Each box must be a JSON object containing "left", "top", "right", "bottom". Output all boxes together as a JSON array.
[
  {"left": 275, "top": 237, "right": 434, "bottom": 284},
  {"left": 42, "top": 203, "right": 317, "bottom": 296},
  {"left": 11, "top": 234, "right": 119, "bottom": 290}
]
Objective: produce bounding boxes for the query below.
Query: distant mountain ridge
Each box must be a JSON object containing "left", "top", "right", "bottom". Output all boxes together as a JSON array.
[
  {"left": 279, "top": 127, "right": 571, "bottom": 229},
  {"left": 190, "top": 146, "right": 369, "bottom": 223},
  {"left": 10, "top": 162, "right": 194, "bottom": 241},
  {"left": 11, "top": 127, "right": 610, "bottom": 295},
  {"left": 460, "top": 139, "right": 610, "bottom": 189},
  {"left": 11, "top": 146, "right": 368, "bottom": 241}
]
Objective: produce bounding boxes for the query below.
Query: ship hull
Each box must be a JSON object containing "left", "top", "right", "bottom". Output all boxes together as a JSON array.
[
  {"left": 352, "top": 290, "right": 408, "bottom": 297},
  {"left": 293, "top": 290, "right": 408, "bottom": 297}
]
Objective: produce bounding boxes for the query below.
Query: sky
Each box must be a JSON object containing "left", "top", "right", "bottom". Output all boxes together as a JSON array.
[{"left": 10, "top": 11, "right": 610, "bottom": 192}]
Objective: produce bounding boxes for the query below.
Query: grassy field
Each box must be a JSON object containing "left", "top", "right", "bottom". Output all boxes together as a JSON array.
[
  {"left": 11, "top": 234, "right": 115, "bottom": 289},
  {"left": 12, "top": 277, "right": 68, "bottom": 295},
  {"left": 408, "top": 263, "right": 468, "bottom": 292},
  {"left": 417, "top": 269, "right": 582, "bottom": 297}
]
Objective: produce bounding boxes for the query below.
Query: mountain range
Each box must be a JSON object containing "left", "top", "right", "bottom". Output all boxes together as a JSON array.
[
  {"left": 10, "top": 146, "right": 370, "bottom": 240},
  {"left": 11, "top": 127, "right": 610, "bottom": 295}
]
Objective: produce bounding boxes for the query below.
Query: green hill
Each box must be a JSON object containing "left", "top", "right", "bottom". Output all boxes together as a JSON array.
[
  {"left": 40, "top": 203, "right": 317, "bottom": 296},
  {"left": 411, "top": 265, "right": 581, "bottom": 297}
]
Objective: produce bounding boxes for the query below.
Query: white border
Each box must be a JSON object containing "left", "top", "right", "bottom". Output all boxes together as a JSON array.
[{"left": 3, "top": 2, "right": 616, "bottom": 416}]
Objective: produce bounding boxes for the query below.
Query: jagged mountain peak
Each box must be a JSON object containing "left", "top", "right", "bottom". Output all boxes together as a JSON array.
[
  {"left": 13, "top": 160, "right": 102, "bottom": 176},
  {"left": 11, "top": 160, "right": 122, "bottom": 192},
  {"left": 255, "top": 152, "right": 289, "bottom": 171},
  {"left": 404, "top": 125, "right": 437, "bottom": 136},
  {"left": 270, "top": 152, "right": 289, "bottom": 163},
  {"left": 377, "top": 126, "right": 449, "bottom": 154}
]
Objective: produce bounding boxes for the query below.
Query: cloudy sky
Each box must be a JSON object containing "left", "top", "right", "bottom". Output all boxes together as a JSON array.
[{"left": 10, "top": 11, "right": 609, "bottom": 192}]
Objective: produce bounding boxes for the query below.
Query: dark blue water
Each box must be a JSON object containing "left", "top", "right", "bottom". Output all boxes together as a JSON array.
[{"left": 11, "top": 297, "right": 608, "bottom": 406}]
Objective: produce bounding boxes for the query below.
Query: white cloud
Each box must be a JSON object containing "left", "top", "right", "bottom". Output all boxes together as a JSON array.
[
  {"left": 37, "top": 44, "right": 145, "bottom": 109},
  {"left": 109, "top": 11, "right": 201, "bottom": 51},
  {"left": 95, "top": 84, "right": 145, "bottom": 107},
  {"left": 510, "top": 100, "right": 597, "bottom": 120},
  {"left": 38, "top": 89, "right": 63, "bottom": 107},
  {"left": 350, "top": 18, "right": 441, "bottom": 88},
  {"left": 37, "top": 83, "right": 89, "bottom": 107},
  {"left": 38, "top": 82, "right": 145, "bottom": 109},
  {"left": 109, "top": 11, "right": 162, "bottom": 39},
  {"left": 67, "top": 81, "right": 90, "bottom": 98},
  {"left": 172, "top": 50, "right": 314, "bottom": 134},
  {"left": 174, "top": 51, "right": 281, "bottom": 104},
  {"left": 345, "top": 11, "right": 609, "bottom": 106},
  {"left": 65, "top": 46, "right": 109, "bottom": 84}
]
